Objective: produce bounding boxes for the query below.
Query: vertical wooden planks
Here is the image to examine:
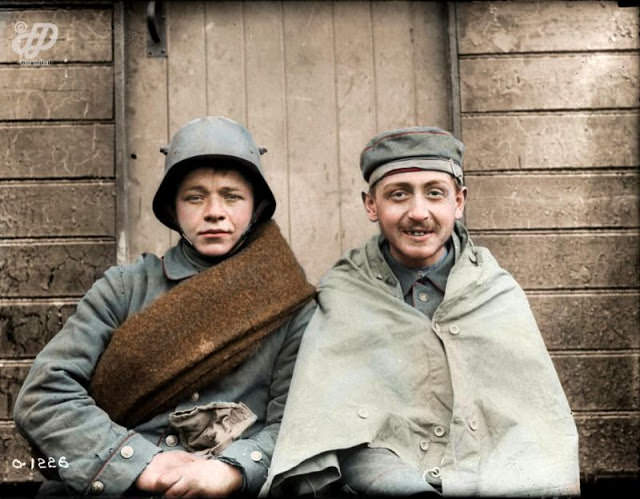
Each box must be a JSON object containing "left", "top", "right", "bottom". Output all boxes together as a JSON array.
[
  {"left": 244, "top": 1, "right": 290, "bottom": 237},
  {"left": 371, "top": 1, "right": 416, "bottom": 130},
  {"left": 124, "top": 1, "right": 171, "bottom": 258},
  {"left": 411, "top": 1, "right": 451, "bottom": 130},
  {"left": 334, "top": 1, "right": 377, "bottom": 252},
  {"left": 205, "top": 1, "right": 245, "bottom": 122},
  {"left": 167, "top": 1, "right": 207, "bottom": 134},
  {"left": 283, "top": 1, "right": 340, "bottom": 282}
]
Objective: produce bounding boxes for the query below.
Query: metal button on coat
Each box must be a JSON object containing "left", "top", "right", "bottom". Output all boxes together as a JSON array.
[
  {"left": 425, "top": 467, "right": 441, "bottom": 479},
  {"left": 165, "top": 434, "right": 178, "bottom": 447},
  {"left": 418, "top": 292, "right": 429, "bottom": 302},
  {"left": 376, "top": 274, "right": 383, "bottom": 280},
  {"left": 191, "top": 392, "right": 200, "bottom": 402},
  {"left": 357, "top": 408, "right": 369, "bottom": 419},
  {"left": 250, "top": 451, "right": 263, "bottom": 462},
  {"left": 449, "top": 324, "right": 460, "bottom": 335},
  {"left": 468, "top": 418, "right": 478, "bottom": 431},
  {"left": 120, "top": 445, "right": 134, "bottom": 459},
  {"left": 419, "top": 440, "right": 430, "bottom": 451},
  {"left": 433, "top": 425, "right": 446, "bottom": 437},
  {"left": 90, "top": 480, "right": 104, "bottom": 495}
]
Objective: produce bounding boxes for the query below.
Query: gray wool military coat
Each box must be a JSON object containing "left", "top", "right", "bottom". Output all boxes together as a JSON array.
[{"left": 13, "top": 240, "right": 315, "bottom": 496}]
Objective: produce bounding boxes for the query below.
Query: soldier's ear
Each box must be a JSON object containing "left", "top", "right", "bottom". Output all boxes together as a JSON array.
[
  {"left": 455, "top": 186, "right": 468, "bottom": 219},
  {"left": 362, "top": 191, "right": 378, "bottom": 222}
]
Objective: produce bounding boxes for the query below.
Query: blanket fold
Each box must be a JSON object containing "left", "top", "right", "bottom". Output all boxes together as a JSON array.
[{"left": 90, "top": 221, "right": 315, "bottom": 427}]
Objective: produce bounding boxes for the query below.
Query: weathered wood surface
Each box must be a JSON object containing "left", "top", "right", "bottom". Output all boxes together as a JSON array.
[
  {"left": 530, "top": 292, "right": 640, "bottom": 350},
  {"left": 124, "top": 2, "right": 171, "bottom": 259},
  {"left": 283, "top": 2, "right": 341, "bottom": 283},
  {"left": 460, "top": 54, "right": 640, "bottom": 112},
  {"left": 244, "top": 1, "right": 291, "bottom": 240},
  {"left": 458, "top": 2, "right": 640, "bottom": 54},
  {"left": 462, "top": 112, "right": 640, "bottom": 171},
  {"left": 0, "top": 424, "right": 43, "bottom": 482},
  {"left": 412, "top": 2, "right": 451, "bottom": 130},
  {"left": 576, "top": 415, "right": 640, "bottom": 475},
  {"left": 465, "top": 173, "right": 639, "bottom": 229},
  {"left": 0, "top": 8, "right": 112, "bottom": 63},
  {"left": 167, "top": 1, "right": 207, "bottom": 134},
  {"left": 0, "top": 124, "right": 114, "bottom": 179},
  {"left": 334, "top": 1, "right": 379, "bottom": 253},
  {"left": 0, "top": 183, "right": 115, "bottom": 237},
  {"left": 204, "top": 1, "right": 245, "bottom": 125},
  {"left": 0, "top": 66, "right": 113, "bottom": 120},
  {"left": 0, "top": 363, "right": 30, "bottom": 420},
  {"left": 552, "top": 355, "right": 640, "bottom": 412},
  {"left": 471, "top": 232, "right": 640, "bottom": 289},
  {"left": 0, "top": 302, "right": 76, "bottom": 359},
  {"left": 0, "top": 242, "right": 115, "bottom": 297},
  {"left": 371, "top": 1, "right": 416, "bottom": 130}
]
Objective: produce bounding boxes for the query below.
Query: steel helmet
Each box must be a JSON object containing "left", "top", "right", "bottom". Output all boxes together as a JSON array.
[{"left": 152, "top": 116, "right": 276, "bottom": 231}]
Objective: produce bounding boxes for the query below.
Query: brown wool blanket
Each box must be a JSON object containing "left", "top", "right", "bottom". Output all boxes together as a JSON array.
[{"left": 90, "top": 221, "right": 315, "bottom": 427}]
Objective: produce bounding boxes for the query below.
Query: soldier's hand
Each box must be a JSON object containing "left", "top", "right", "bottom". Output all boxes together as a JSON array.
[
  {"left": 160, "top": 459, "right": 243, "bottom": 498},
  {"left": 135, "top": 450, "right": 200, "bottom": 492}
]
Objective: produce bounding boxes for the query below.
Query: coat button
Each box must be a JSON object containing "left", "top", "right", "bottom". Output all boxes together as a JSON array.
[
  {"left": 376, "top": 274, "right": 383, "bottom": 280},
  {"left": 449, "top": 324, "right": 460, "bottom": 335},
  {"left": 468, "top": 418, "right": 478, "bottom": 431},
  {"left": 250, "top": 450, "right": 263, "bottom": 462},
  {"left": 417, "top": 292, "right": 429, "bottom": 302},
  {"left": 433, "top": 425, "right": 446, "bottom": 437},
  {"left": 120, "top": 445, "right": 134, "bottom": 459},
  {"left": 419, "top": 440, "right": 430, "bottom": 451},
  {"left": 357, "top": 408, "right": 369, "bottom": 419},
  {"left": 424, "top": 466, "right": 441, "bottom": 480},
  {"left": 89, "top": 480, "right": 104, "bottom": 495},
  {"left": 386, "top": 277, "right": 396, "bottom": 286},
  {"left": 191, "top": 392, "right": 200, "bottom": 402},
  {"left": 165, "top": 434, "right": 178, "bottom": 447}
]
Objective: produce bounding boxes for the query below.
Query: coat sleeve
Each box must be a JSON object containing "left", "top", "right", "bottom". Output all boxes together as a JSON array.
[
  {"left": 217, "top": 299, "right": 316, "bottom": 495},
  {"left": 13, "top": 265, "right": 162, "bottom": 496}
]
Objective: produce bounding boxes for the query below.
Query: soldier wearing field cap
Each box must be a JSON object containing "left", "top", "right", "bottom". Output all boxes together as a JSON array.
[{"left": 263, "top": 127, "right": 580, "bottom": 497}]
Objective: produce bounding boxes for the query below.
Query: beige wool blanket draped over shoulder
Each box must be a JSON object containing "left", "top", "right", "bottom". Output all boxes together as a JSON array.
[{"left": 90, "top": 221, "right": 315, "bottom": 427}]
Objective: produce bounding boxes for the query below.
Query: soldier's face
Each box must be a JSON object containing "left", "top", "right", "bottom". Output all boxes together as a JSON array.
[
  {"left": 176, "top": 167, "right": 254, "bottom": 257},
  {"left": 363, "top": 170, "right": 466, "bottom": 268}
]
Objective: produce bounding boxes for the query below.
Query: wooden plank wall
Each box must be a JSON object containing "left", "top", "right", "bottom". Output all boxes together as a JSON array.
[
  {"left": 456, "top": 1, "right": 640, "bottom": 480},
  {"left": 125, "top": 1, "right": 452, "bottom": 283},
  {"left": 0, "top": 4, "right": 116, "bottom": 484}
]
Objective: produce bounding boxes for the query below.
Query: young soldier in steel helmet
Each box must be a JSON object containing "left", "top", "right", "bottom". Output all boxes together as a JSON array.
[
  {"left": 14, "top": 116, "right": 316, "bottom": 497},
  {"left": 263, "top": 127, "right": 580, "bottom": 497}
]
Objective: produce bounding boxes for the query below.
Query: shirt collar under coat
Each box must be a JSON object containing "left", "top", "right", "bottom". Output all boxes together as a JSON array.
[
  {"left": 365, "top": 220, "right": 473, "bottom": 299},
  {"left": 382, "top": 234, "right": 458, "bottom": 297},
  {"left": 162, "top": 238, "right": 218, "bottom": 280}
]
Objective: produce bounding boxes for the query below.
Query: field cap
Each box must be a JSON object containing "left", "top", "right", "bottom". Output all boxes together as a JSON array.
[{"left": 360, "top": 126, "right": 464, "bottom": 187}]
